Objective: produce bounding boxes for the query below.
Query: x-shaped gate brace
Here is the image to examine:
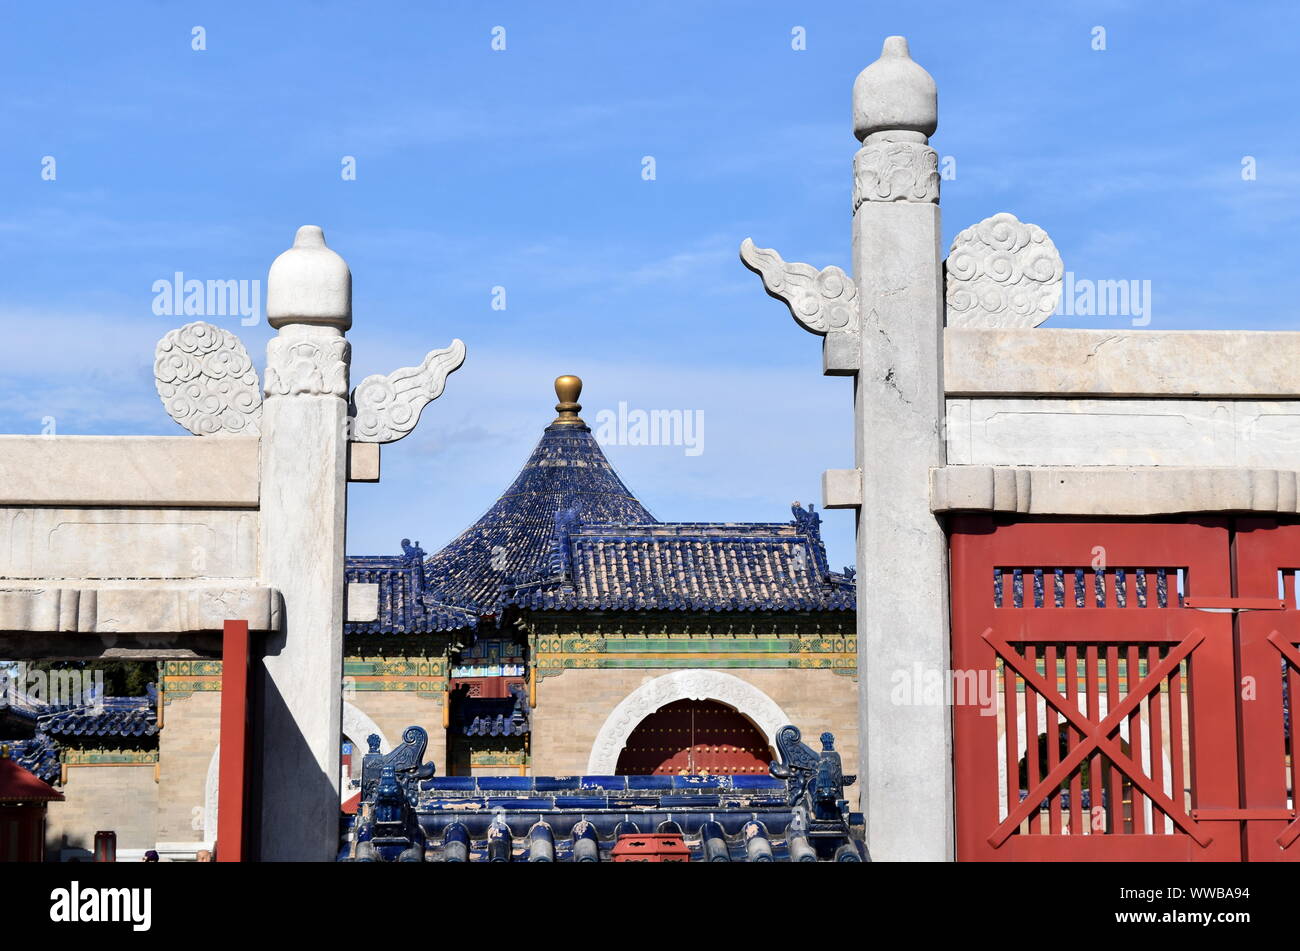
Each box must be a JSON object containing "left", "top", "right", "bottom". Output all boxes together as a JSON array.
[
  {"left": 981, "top": 627, "right": 1212, "bottom": 849},
  {"left": 1265, "top": 630, "right": 1300, "bottom": 849}
]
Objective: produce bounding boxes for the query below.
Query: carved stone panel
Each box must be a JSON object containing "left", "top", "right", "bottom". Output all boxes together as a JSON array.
[
  {"left": 350, "top": 339, "right": 467, "bottom": 443},
  {"left": 739, "top": 239, "right": 858, "bottom": 336},
  {"left": 945, "top": 213, "right": 1063, "bottom": 329},
  {"left": 852, "top": 139, "right": 939, "bottom": 209},
  {"left": 154, "top": 321, "right": 262, "bottom": 435},
  {"left": 264, "top": 334, "right": 350, "bottom": 398}
]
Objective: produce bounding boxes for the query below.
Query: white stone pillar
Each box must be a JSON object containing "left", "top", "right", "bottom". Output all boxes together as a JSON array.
[
  {"left": 851, "top": 37, "right": 952, "bottom": 860},
  {"left": 257, "top": 225, "right": 351, "bottom": 861}
]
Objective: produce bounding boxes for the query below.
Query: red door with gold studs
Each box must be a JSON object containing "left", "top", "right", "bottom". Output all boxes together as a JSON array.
[{"left": 615, "top": 700, "right": 773, "bottom": 776}]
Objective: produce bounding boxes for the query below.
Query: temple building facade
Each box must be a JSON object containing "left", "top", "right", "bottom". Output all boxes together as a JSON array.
[
  {"left": 342, "top": 376, "right": 858, "bottom": 783},
  {"left": 0, "top": 375, "right": 857, "bottom": 859}
]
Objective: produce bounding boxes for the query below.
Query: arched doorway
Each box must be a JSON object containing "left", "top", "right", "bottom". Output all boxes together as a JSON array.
[{"left": 614, "top": 699, "right": 774, "bottom": 776}]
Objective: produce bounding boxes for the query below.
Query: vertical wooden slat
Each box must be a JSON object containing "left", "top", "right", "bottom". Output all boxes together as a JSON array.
[
  {"left": 1065, "top": 644, "right": 1081, "bottom": 835},
  {"left": 1284, "top": 571, "right": 1297, "bottom": 814},
  {"left": 1147, "top": 644, "right": 1166, "bottom": 834},
  {"left": 1168, "top": 659, "right": 1187, "bottom": 827},
  {"left": 1046, "top": 644, "right": 1062, "bottom": 836},
  {"left": 1106, "top": 645, "right": 1121, "bottom": 835},
  {"left": 1127, "top": 644, "right": 1147, "bottom": 835},
  {"left": 1085, "top": 644, "right": 1101, "bottom": 835},
  {"left": 1025, "top": 645, "right": 1041, "bottom": 834},
  {"left": 1004, "top": 652, "right": 1020, "bottom": 831},
  {"left": 1287, "top": 661, "right": 1299, "bottom": 818}
]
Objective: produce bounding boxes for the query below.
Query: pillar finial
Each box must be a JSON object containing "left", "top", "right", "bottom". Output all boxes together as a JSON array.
[
  {"left": 552, "top": 375, "right": 584, "bottom": 426},
  {"left": 266, "top": 225, "right": 353, "bottom": 331},
  {"left": 853, "top": 34, "right": 938, "bottom": 142}
]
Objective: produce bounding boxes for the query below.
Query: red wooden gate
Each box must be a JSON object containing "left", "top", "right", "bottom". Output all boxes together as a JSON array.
[
  {"left": 615, "top": 700, "right": 773, "bottom": 776},
  {"left": 1234, "top": 519, "right": 1300, "bottom": 861},
  {"left": 950, "top": 517, "right": 1275, "bottom": 861}
]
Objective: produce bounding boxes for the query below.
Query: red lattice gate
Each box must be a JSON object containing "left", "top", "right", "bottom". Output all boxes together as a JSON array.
[{"left": 951, "top": 517, "right": 1300, "bottom": 861}]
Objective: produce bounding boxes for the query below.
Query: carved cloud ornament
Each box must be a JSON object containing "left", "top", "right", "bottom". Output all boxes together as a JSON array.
[
  {"left": 154, "top": 321, "right": 262, "bottom": 435},
  {"left": 739, "top": 239, "right": 859, "bottom": 336},
  {"left": 350, "top": 339, "right": 467, "bottom": 443},
  {"left": 945, "top": 212, "right": 1063, "bottom": 329},
  {"left": 852, "top": 139, "right": 939, "bottom": 210},
  {"left": 264, "top": 334, "right": 350, "bottom": 398}
]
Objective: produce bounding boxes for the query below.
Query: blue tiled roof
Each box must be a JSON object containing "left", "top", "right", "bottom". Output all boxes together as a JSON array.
[
  {"left": 345, "top": 414, "right": 855, "bottom": 636},
  {"left": 509, "top": 518, "right": 855, "bottom": 612},
  {"left": 419, "top": 423, "right": 657, "bottom": 614},
  {"left": 43, "top": 696, "right": 157, "bottom": 738},
  {"left": 0, "top": 687, "right": 157, "bottom": 739},
  {"left": 346, "top": 550, "right": 480, "bottom": 634},
  {"left": 7, "top": 737, "right": 60, "bottom": 785}
]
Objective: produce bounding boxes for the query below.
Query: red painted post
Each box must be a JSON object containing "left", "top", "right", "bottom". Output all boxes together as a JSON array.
[{"left": 217, "top": 619, "right": 252, "bottom": 862}]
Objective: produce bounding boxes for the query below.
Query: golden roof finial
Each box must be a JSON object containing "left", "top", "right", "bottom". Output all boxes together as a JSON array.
[{"left": 552, "top": 375, "right": 584, "bottom": 426}]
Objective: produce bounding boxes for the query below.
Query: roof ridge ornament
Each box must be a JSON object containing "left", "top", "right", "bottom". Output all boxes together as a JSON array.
[{"left": 551, "top": 375, "right": 585, "bottom": 426}]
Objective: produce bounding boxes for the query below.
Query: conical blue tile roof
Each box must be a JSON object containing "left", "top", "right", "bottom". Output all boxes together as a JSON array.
[
  {"left": 420, "top": 420, "right": 657, "bottom": 615},
  {"left": 344, "top": 380, "right": 855, "bottom": 635}
]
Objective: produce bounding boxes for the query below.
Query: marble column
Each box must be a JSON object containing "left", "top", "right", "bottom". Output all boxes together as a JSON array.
[
  {"left": 257, "top": 225, "right": 351, "bottom": 861},
  {"left": 851, "top": 37, "right": 953, "bottom": 860}
]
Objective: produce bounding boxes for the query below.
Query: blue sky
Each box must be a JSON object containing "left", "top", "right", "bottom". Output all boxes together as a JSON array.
[{"left": 2, "top": 2, "right": 1298, "bottom": 570}]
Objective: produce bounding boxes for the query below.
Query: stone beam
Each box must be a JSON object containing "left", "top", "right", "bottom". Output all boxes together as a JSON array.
[
  {"left": 931, "top": 465, "right": 1300, "bottom": 515},
  {"left": 0, "top": 435, "right": 259, "bottom": 507},
  {"left": 0, "top": 583, "right": 280, "bottom": 634},
  {"left": 0, "top": 633, "right": 225, "bottom": 661},
  {"left": 945, "top": 328, "right": 1300, "bottom": 398}
]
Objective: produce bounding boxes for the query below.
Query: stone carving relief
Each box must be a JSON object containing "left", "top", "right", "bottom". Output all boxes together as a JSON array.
[
  {"left": 945, "top": 212, "right": 1063, "bottom": 329},
  {"left": 154, "top": 321, "right": 262, "bottom": 435},
  {"left": 586, "top": 669, "right": 791, "bottom": 775},
  {"left": 350, "top": 339, "right": 467, "bottom": 443},
  {"left": 852, "top": 139, "right": 939, "bottom": 209},
  {"left": 264, "top": 333, "right": 350, "bottom": 398},
  {"left": 739, "top": 238, "right": 859, "bottom": 335}
]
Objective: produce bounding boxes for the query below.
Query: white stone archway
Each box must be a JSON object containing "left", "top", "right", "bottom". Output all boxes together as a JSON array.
[
  {"left": 586, "top": 670, "right": 792, "bottom": 775},
  {"left": 342, "top": 702, "right": 392, "bottom": 756},
  {"left": 203, "top": 701, "right": 392, "bottom": 839}
]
